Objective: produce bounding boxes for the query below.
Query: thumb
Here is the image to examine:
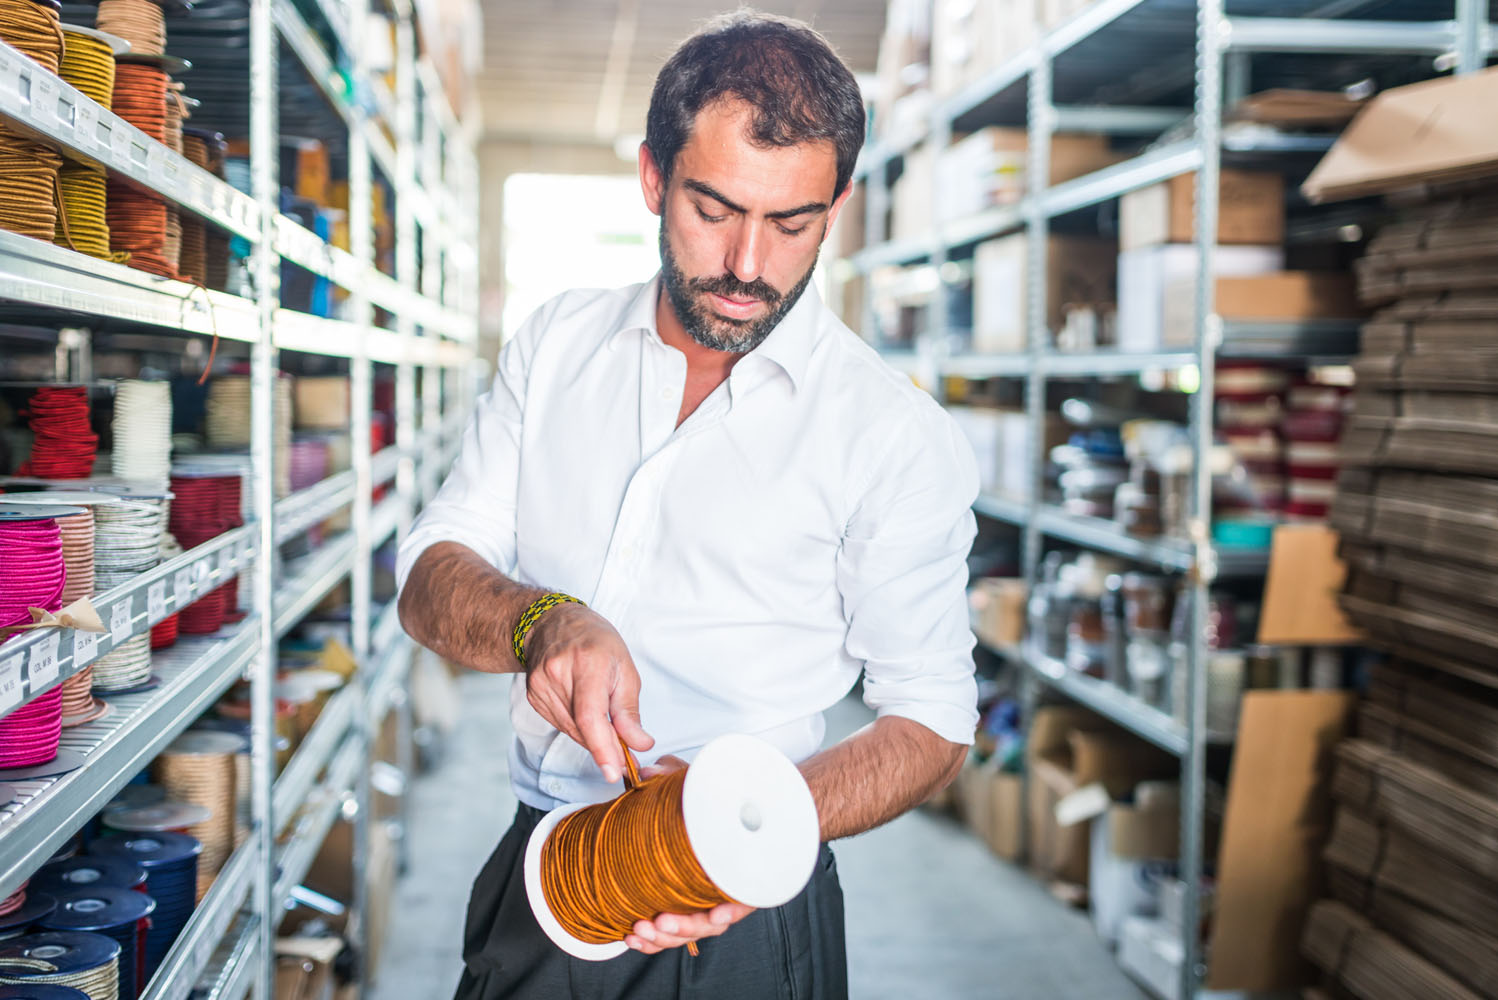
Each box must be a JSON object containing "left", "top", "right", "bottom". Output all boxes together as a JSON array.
[{"left": 609, "top": 662, "right": 654, "bottom": 752}]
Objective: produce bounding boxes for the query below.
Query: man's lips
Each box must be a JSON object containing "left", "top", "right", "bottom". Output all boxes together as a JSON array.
[{"left": 707, "top": 292, "right": 768, "bottom": 320}]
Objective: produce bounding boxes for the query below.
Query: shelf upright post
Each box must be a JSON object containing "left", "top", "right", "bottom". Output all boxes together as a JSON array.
[
  {"left": 1456, "top": 0, "right": 1487, "bottom": 74},
  {"left": 1182, "top": 0, "right": 1226, "bottom": 996},
  {"left": 391, "top": 9, "right": 421, "bottom": 879},
  {"left": 347, "top": 0, "right": 377, "bottom": 986},
  {"left": 248, "top": 0, "right": 281, "bottom": 993},
  {"left": 926, "top": 106, "right": 952, "bottom": 400},
  {"left": 1019, "top": 35, "right": 1053, "bottom": 866},
  {"left": 420, "top": 78, "right": 446, "bottom": 505}
]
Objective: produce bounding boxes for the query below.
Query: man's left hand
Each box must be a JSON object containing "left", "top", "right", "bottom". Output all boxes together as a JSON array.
[
  {"left": 625, "top": 902, "right": 756, "bottom": 954},
  {"left": 623, "top": 754, "right": 756, "bottom": 953}
]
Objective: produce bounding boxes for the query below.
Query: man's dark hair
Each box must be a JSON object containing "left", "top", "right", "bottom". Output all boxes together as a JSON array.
[{"left": 645, "top": 10, "right": 866, "bottom": 200}]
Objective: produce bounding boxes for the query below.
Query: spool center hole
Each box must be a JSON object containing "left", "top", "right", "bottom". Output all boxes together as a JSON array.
[{"left": 739, "top": 801, "right": 762, "bottom": 833}]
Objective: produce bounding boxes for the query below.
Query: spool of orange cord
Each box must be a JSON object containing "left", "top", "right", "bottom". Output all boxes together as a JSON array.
[{"left": 525, "top": 733, "right": 818, "bottom": 960}]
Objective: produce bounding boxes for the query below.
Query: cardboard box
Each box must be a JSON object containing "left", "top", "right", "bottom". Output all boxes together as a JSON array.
[
  {"left": 1303, "top": 66, "right": 1498, "bottom": 203},
  {"left": 1027, "top": 708, "right": 1177, "bottom": 888},
  {"left": 1159, "top": 270, "right": 1362, "bottom": 347},
  {"left": 830, "top": 181, "right": 866, "bottom": 262},
  {"left": 890, "top": 143, "right": 936, "bottom": 244},
  {"left": 969, "top": 577, "right": 1027, "bottom": 651},
  {"left": 988, "top": 770, "right": 1024, "bottom": 862},
  {"left": 974, "top": 233, "right": 1118, "bottom": 351},
  {"left": 1116, "top": 244, "right": 1285, "bottom": 352},
  {"left": 1120, "top": 169, "right": 1285, "bottom": 251},
  {"left": 935, "top": 129, "right": 1123, "bottom": 224},
  {"left": 1258, "top": 523, "right": 1363, "bottom": 645},
  {"left": 1207, "top": 691, "right": 1355, "bottom": 991}
]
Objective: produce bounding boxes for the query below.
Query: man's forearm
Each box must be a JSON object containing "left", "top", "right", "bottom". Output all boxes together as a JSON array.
[
  {"left": 798, "top": 715, "right": 966, "bottom": 842},
  {"left": 397, "top": 541, "right": 547, "bottom": 674}
]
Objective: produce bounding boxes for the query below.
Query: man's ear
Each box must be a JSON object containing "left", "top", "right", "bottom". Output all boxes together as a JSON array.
[
  {"left": 820, "top": 182, "right": 855, "bottom": 244},
  {"left": 639, "top": 143, "right": 666, "bottom": 217}
]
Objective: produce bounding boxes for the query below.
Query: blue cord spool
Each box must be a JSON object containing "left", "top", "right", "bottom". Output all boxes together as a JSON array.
[
  {"left": 0, "top": 985, "right": 91, "bottom": 999},
  {"left": 30, "top": 858, "right": 146, "bottom": 897},
  {"left": 39, "top": 888, "right": 155, "bottom": 1000},
  {"left": 0, "top": 932, "right": 120, "bottom": 996},
  {"left": 88, "top": 834, "right": 199, "bottom": 982},
  {"left": 0, "top": 897, "right": 56, "bottom": 944}
]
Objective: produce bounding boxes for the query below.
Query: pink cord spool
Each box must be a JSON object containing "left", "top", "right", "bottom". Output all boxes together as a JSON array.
[{"left": 0, "top": 517, "right": 67, "bottom": 770}]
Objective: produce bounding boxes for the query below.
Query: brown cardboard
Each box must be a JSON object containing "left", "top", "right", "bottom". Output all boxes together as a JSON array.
[
  {"left": 973, "top": 233, "right": 1116, "bottom": 350},
  {"left": 1303, "top": 67, "right": 1498, "bottom": 203},
  {"left": 1208, "top": 690, "right": 1356, "bottom": 991},
  {"left": 1109, "top": 800, "right": 1180, "bottom": 860},
  {"left": 1258, "top": 524, "right": 1364, "bottom": 645},
  {"left": 294, "top": 376, "right": 351, "bottom": 430},
  {"left": 1228, "top": 89, "right": 1364, "bottom": 127},
  {"left": 1120, "top": 169, "right": 1285, "bottom": 250},
  {"left": 969, "top": 577, "right": 1027, "bottom": 651},
  {"left": 1213, "top": 272, "right": 1364, "bottom": 322},
  {"left": 1025, "top": 707, "right": 1175, "bottom": 886},
  {"left": 987, "top": 771, "right": 1024, "bottom": 862},
  {"left": 957, "top": 756, "right": 995, "bottom": 845}
]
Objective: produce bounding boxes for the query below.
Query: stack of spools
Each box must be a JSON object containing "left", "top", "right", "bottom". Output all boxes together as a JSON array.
[
  {"left": 30, "top": 858, "right": 146, "bottom": 898},
  {"left": 0, "top": 0, "right": 66, "bottom": 243},
  {"left": 205, "top": 374, "right": 290, "bottom": 497},
  {"left": 90, "top": 497, "right": 167, "bottom": 693},
  {"left": 95, "top": 0, "right": 178, "bottom": 280},
  {"left": 39, "top": 889, "right": 152, "bottom": 1000},
  {"left": 165, "top": 471, "right": 237, "bottom": 634},
  {"left": 177, "top": 128, "right": 215, "bottom": 285},
  {"left": 0, "top": 493, "right": 121, "bottom": 728},
  {"left": 0, "top": 505, "right": 69, "bottom": 775},
  {"left": 55, "top": 25, "right": 128, "bottom": 264},
  {"left": 0, "top": 932, "right": 121, "bottom": 1000},
  {"left": 109, "top": 381, "right": 172, "bottom": 486},
  {"left": 0, "top": 881, "right": 57, "bottom": 944},
  {"left": 90, "top": 834, "right": 197, "bottom": 981},
  {"left": 188, "top": 129, "right": 228, "bottom": 291},
  {"left": 1215, "top": 362, "right": 1290, "bottom": 515},
  {"left": 1282, "top": 378, "right": 1350, "bottom": 522},
  {"left": 151, "top": 732, "right": 238, "bottom": 902},
  {"left": 16, "top": 388, "right": 97, "bottom": 479}
]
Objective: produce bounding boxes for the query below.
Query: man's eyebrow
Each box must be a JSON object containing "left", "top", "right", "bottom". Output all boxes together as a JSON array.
[{"left": 683, "top": 178, "right": 829, "bottom": 221}]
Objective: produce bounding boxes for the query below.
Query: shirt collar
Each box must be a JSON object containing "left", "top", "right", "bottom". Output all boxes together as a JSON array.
[{"left": 610, "top": 272, "right": 821, "bottom": 392}]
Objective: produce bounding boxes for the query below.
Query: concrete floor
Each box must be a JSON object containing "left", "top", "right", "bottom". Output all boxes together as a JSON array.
[{"left": 369, "top": 671, "right": 1145, "bottom": 1000}]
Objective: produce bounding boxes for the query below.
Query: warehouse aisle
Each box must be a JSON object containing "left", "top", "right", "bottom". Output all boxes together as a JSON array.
[{"left": 370, "top": 671, "right": 1144, "bottom": 1000}]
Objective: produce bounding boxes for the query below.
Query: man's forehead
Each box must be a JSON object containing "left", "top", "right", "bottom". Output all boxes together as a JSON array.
[{"left": 673, "top": 103, "right": 838, "bottom": 207}]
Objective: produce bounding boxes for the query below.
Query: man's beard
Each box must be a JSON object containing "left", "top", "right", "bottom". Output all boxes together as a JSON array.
[{"left": 658, "top": 217, "right": 819, "bottom": 354}]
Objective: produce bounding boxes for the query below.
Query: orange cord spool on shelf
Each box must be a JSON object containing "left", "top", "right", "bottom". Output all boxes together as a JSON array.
[
  {"left": 0, "top": 0, "right": 65, "bottom": 243},
  {"left": 540, "top": 740, "right": 738, "bottom": 956}
]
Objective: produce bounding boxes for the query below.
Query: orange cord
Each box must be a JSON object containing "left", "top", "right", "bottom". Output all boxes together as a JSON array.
[
  {"left": 0, "top": 0, "right": 66, "bottom": 243},
  {"left": 540, "top": 739, "right": 735, "bottom": 954}
]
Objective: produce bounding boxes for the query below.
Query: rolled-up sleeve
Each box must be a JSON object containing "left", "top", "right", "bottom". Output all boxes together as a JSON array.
[
  {"left": 394, "top": 300, "right": 551, "bottom": 596},
  {"left": 836, "top": 401, "right": 981, "bottom": 745}
]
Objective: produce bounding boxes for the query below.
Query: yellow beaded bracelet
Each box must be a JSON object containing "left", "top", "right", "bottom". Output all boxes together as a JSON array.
[{"left": 512, "top": 592, "right": 585, "bottom": 664}]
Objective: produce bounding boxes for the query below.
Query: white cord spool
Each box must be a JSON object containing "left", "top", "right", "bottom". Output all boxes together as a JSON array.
[
  {"left": 110, "top": 380, "right": 173, "bottom": 485},
  {"left": 523, "top": 733, "right": 819, "bottom": 961}
]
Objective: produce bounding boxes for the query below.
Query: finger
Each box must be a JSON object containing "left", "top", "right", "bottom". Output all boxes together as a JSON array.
[
  {"left": 638, "top": 754, "right": 690, "bottom": 779},
  {"left": 572, "top": 655, "right": 624, "bottom": 783},
  {"left": 608, "top": 654, "right": 654, "bottom": 752},
  {"left": 708, "top": 902, "right": 754, "bottom": 926},
  {"left": 652, "top": 912, "right": 725, "bottom": 941}
]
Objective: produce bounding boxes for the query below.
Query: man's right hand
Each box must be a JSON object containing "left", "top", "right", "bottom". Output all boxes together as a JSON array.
[{"left": 521, "top": 602, "right": 655, "bottom": 784}]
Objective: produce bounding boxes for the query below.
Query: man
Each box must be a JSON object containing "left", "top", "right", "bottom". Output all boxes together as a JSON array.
[{"left": 397, "top": 11, "right": 979, "bottom": 999}]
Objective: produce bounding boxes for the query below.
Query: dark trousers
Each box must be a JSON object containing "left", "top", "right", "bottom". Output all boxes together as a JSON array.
[{"left": 454, "top": 803, "right": 849, "bottom": 1000}]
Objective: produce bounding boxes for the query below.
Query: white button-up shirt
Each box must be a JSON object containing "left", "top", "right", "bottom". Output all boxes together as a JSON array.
[{"left": 396, "top": 275, "right": 980, "bottom": 811}]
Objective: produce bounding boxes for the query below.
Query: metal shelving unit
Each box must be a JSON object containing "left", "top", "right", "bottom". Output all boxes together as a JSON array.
[
  {"left": 0, "top": 0, "right": 480, "bottom": 992},
  {"left": 838, "top": 2, "right": 1494, "bottom": 997}
]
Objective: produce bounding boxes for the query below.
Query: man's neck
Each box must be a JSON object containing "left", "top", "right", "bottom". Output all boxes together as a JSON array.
[{"left": 654, "top": 288, "right": 742, "bottom": 383}]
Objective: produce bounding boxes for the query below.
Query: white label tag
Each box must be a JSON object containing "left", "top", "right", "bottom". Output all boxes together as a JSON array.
[
  {"left": 174, "top": 568, "right": 193, "bottom": 607},
  {"left": 73, "top": 629, "right": 98, "bottom": 665},
  {"left": 218, "top": 546, "right": 235, "bottom": 578},
  {"left": 148, "top": 581, "right": 168, "bottom": 622},
  {"left": 30, "top": 633, "right": 60, "bottom": 688},
  {"left": 0, "top": 655, "right": 22, "bottom": 715},
  {"left": 110, "top": 600, "right": 132, "bottom": 645}
]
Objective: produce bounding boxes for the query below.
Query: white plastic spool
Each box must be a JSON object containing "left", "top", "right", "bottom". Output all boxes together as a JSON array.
[{"left": 524, "top": 733, "right": 820, "bottom": 961}]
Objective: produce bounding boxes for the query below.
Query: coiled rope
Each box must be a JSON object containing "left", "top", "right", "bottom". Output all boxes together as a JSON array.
[
  {"left": 0, "top": 0, "right": 65, "bottom": 243},
  {"left": 541, "top": 743, "right": 734, "bottom": 954},
  {"left": 56, "top": 30, "right": 128, "bottom": 262},
  {"left": 95, "top": 0, "right": 164, "bottom": 56}
]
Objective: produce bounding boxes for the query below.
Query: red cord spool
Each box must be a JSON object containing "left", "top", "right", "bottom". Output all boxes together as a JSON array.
[
  {"left": 0, "top": 517, "right": 67, "bottom": 770},
  {"left": 17, "top": 386, "right": 97, "bottom": 479},
  {"left": 150, "top": 612, "right": 179, "bottom": 649},
  {"left": 168, "top": 474, "right": 242, "bottom": 634}
]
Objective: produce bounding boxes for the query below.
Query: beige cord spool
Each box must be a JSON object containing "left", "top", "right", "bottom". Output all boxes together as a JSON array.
[
  {"left": 206, "top": 375, "right": 292, "bottom": 497},
  {"left": 95, "top": 0, "right": 165, "bottom": 56},
  {"left": 0, "top": 950, "right": 120, "bottom": 1000},
  {"left": 153, "top": 731, "right": 239, "bottom": 902}
]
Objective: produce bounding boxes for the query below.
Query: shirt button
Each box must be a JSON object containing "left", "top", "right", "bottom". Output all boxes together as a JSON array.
[
  {"left": 544, "top": 779, "right": 562, "bottom": 796},
  {"left": 659, "top": 388, "right": 673, "bottom": 401},
  {"left": 620, "top": 544, "right": 637, "bottom": 560}
]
